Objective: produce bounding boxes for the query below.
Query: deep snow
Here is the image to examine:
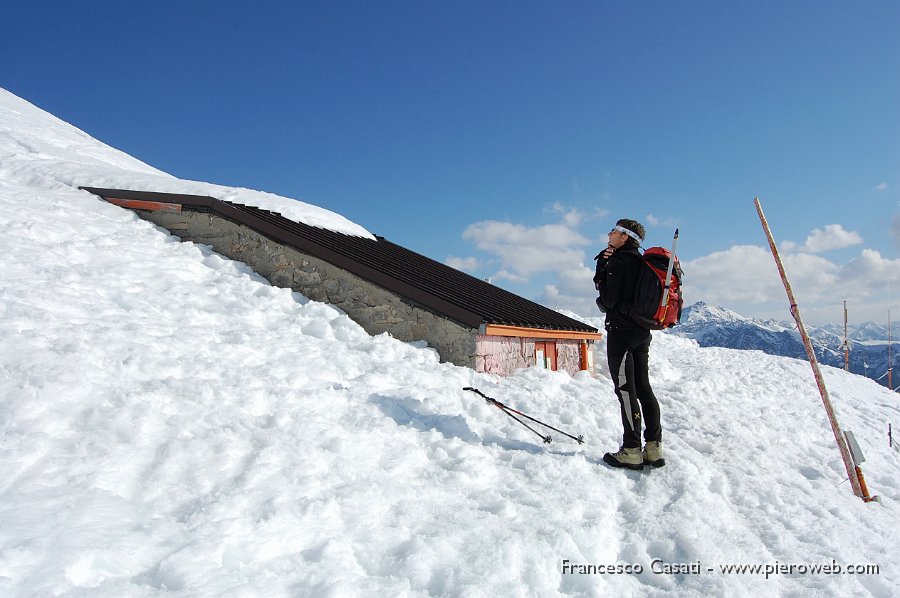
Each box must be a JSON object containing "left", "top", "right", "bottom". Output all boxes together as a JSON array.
[{"left": 1, "top": 88, "right": 898, "bottom": 597}]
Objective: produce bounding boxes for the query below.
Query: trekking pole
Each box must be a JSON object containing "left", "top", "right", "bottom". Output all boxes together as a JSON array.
[
  {"left": 463, "top": 387, "right": 584, "bottom": 444},
  {"left": 660, "top": 228, "right": 679, "bottom": 312},
  {"left": 891, "top": 424, "right": 900, "bottom": 454},
  {"left": 465, "top": 387, "right": 551, "bottom": 443}
]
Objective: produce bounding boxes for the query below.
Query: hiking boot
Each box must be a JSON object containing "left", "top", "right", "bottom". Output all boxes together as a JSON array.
[
  {"left": 643, "top": 441, "right": 666, "bottom": 468},
  {"left": 602, "top": 446, "right": 644, "bottom": 471}
]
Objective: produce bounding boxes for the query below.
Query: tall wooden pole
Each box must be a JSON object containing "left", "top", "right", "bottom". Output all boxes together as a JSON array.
[
  {"left": 843, "top": 301, "right": 850, "bottom": 372},
  {"left": 754, "top": 198, "right": 867, "bottom": 500}
]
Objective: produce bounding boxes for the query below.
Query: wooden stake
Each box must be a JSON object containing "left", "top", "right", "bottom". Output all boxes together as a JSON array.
[
  {"left": 888, "top": 309, "right": 893, "bottom": 391},
  {"left": 843, "top": 301, "right": 850, "bottom": 372},
  {"left": 754, "top": 198, "right": 869, "bottom": 500}
]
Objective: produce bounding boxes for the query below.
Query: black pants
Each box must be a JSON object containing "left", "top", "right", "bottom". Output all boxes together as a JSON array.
[{"left": 606, "top": 327, "right": 661, "bottom": 449}]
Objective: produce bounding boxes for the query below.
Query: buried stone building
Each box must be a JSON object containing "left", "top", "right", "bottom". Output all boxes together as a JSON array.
[{"left": 82, "top": 187, "right": 601, "bottom": 376}]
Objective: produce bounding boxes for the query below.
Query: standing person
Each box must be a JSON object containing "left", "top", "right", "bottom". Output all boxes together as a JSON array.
[{"left": 593, "top": 219, "right": 664, "bottom": 470}]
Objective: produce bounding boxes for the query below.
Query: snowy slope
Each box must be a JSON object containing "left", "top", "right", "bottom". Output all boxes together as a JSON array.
[{"left": 1, "top": 89, "right": 898, "bottom": 597}]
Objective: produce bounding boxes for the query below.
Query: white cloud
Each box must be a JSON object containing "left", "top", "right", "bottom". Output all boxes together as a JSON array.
[
  {"left": 454, "top": 207, "right": 896, "bottom": 326},
  {"left": 462, "top": 220, "right": 591, "bottom": 279},
  {"left": 454, "top": 207, "right": 607, "bottom": 318},
  {"left": 592, "top": 206, "right": 610, "bottom": 220},
  {"left": 838, "top": 249, "right": 900, "bottom": 290},
  {"left": 555, "top": 263, "right": 595, "bottom": 295},
  {"left": 645, "top": 213, "right": 677, "bottom": 228},
  {"left": 684, "top": 245, "right": 789, "bottom": 303},
  {"left": 781, "top": 224, "right": 863, "bottom": 254},
  {"left": 683, "top": 244, "right": 899, "bottom": 325},
  {"left": 876, "top": 183, "right": 888, "bottom": 191},
  {"left": 540, "top": 283, "right": 597, "bottom": 316},
  {"left": 891, "top": 214, "right": 900, "bottom": 249},
  {"left": 546, "top": 202, "right": 584, "bottom": 228},
  {"left": 779, "top": 241, "right": 797, "bottom": 252},
  {"left": 454, "top": 207, "right": 899, "bottom": 325},
  {"left": 492, "top": 269, "right": 529, "bottom": 284},
  {"left": 444, "top": 256, "right": 480, "bottom": 272}
]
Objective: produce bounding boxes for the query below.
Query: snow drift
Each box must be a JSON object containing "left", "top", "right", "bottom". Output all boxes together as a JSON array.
[{"left": 1, "top": 88, "right": 898, "bottom": 596}]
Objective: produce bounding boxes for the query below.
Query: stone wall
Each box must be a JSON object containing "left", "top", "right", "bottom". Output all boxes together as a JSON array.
[
  {"left": 475, "top": 335, "right": 588, "bottom": 376},
  {"left": 556, "top": 340, "right": 585, "bottom": 376},
  {"left": 475, "top": 335, "right": 530, "bottom": 376},
  {"left": 131, "top": 207, "right": 594, "bottom": 376},
  {"left": 137, "top": 209, "right": 479, "bottom": 366}
]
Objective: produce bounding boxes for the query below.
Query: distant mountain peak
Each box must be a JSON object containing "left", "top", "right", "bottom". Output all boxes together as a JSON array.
[{"left": 673, "top": 302, "right": 897, "bottom": 388}]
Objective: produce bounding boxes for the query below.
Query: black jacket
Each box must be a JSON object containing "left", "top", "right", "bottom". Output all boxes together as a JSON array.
[{"left": 594, "top": 246, "right": 643, "bottom": 331}]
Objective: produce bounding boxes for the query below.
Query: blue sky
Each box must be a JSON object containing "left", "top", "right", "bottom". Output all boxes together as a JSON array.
[{"left": 4, "top": 1, "right": 898, "bottom": 324}]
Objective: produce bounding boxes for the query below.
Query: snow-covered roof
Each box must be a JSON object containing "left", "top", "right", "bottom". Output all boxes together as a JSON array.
[{"left": 82, "top": 186, "right": 599, "bottom": 334}]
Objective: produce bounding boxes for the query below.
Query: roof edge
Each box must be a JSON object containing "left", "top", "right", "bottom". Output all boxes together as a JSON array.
[{"left": 482, "top": 324, "right": 602, "bottom": 341}]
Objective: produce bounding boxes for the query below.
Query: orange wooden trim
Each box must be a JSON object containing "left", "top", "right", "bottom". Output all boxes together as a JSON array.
[
  {"left": 106, "top": 197, "right": 182, "bottom": 213},
  {"left": 483, "top": 324, "right": 602, "bottom": 341}
]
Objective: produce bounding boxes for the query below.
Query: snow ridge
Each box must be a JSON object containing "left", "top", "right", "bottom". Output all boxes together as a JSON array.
[{"left": 0, "top": 88, "right": 374, "bottom": 239}]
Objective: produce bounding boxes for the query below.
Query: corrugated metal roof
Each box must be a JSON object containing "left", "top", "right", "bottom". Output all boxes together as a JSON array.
[{"left": 81, "top": 187, "right": 598, "bottom": 334}]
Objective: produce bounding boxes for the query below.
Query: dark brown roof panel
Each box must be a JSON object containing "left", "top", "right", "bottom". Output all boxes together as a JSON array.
[{"left": 80, "top": 187, "right": 598, "bottom": 333}]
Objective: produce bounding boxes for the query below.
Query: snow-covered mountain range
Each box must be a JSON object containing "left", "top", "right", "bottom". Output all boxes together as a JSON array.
[{"left": 675, "top": 302, "right": 898, "bottom": 390}]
